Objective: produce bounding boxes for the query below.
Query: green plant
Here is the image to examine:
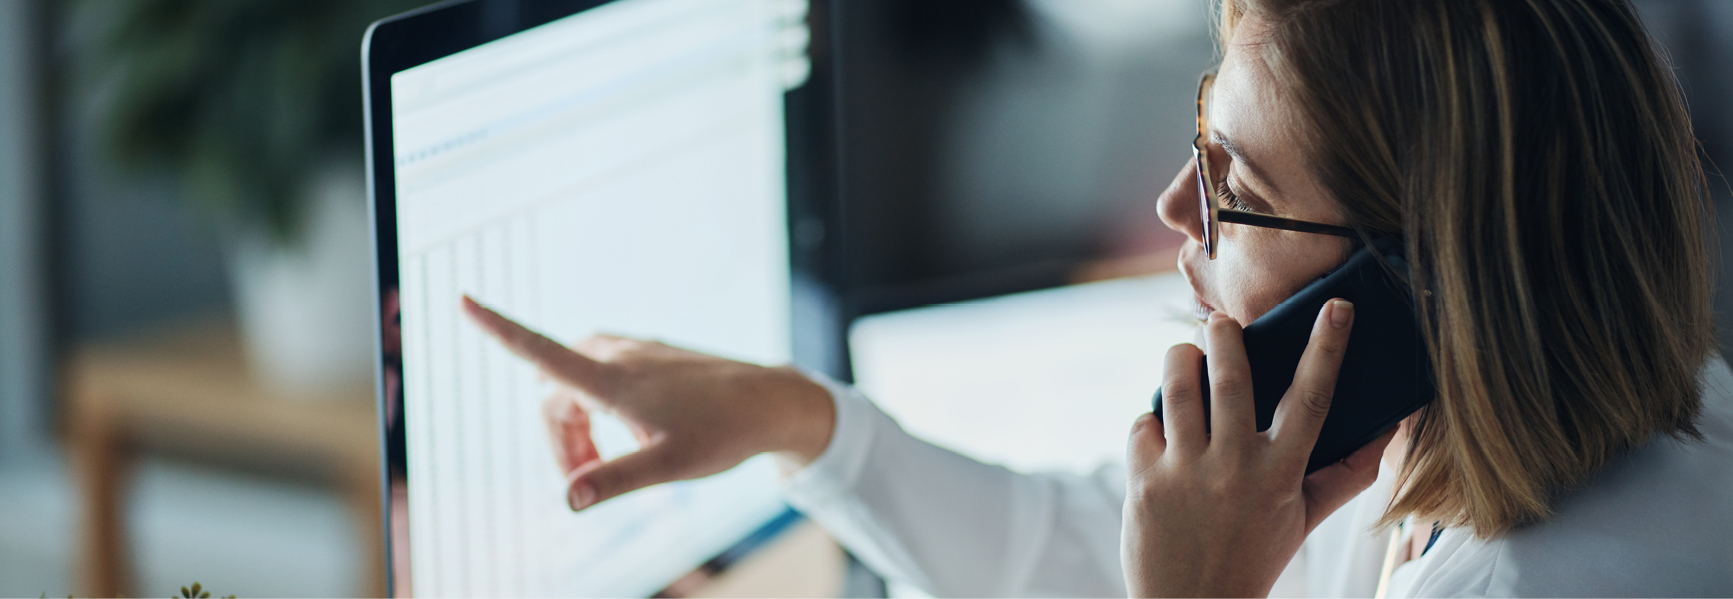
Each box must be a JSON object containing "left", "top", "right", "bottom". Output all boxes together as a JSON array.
[
  {"left": 76, "top": 0, "right": 425, "bottom": 243},
  {"left": 178, "top": 581, "right": 227, "bottom": 598},
  {"left": 37, "top": 580, "right": 236, "bottom": 599}
]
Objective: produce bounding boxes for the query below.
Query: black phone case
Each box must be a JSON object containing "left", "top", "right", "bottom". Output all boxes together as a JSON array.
[{"left": 1151, "top": 240, "right": 1436, "bottom": 473}]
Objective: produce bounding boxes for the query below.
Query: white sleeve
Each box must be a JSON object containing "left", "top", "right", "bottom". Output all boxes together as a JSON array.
[{"left": 781, "top": 374, "right": 1129, "bottom": 597}]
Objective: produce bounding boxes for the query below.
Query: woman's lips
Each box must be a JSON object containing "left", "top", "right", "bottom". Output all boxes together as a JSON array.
[
  {"left": 1177, "top": 247, "right": 1220, "bottom": 324},
  {"left": 1177, "top": 249, "right": 1210, "bottom": 322},
  {"left": 1193, "top": 293, "right": 1217, "bottom": 322}
]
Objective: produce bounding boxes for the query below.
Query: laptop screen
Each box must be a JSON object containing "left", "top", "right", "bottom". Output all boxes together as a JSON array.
[{"left": 383, "top": 0, "right": 809, "bottom": 595}]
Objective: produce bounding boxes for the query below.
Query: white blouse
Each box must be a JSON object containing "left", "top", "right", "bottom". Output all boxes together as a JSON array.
[{"left": 782, "top": 358, "right": 1733, "bottom": 597}]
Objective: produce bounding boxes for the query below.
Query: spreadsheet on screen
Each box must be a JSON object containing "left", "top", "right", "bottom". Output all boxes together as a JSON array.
[{"left": 388, "top": 0, "right": 810, "bottom": 595}]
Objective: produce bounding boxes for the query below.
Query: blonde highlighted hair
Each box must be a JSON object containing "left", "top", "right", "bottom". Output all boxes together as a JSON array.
[{"left": 1217, "top": 0, "right": 1716, "bottom": 536}]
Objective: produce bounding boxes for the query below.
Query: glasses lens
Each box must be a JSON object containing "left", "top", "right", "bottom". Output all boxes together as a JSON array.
[
  {"left": 1195, "top": 147, "right": 1215, "bottom": 258},
  {"left": 1195, "top": 72, "right": 1217, "bottom": 259}
]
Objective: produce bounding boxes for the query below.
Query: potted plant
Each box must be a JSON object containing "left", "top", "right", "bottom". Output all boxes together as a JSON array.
[{"left": 78, "top": 0, "right": 424, "bottom": 391}]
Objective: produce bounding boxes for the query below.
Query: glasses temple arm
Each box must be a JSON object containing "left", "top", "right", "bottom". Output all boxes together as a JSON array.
[{"left": 1216, "top": 209, "right": 1358, "bottom": 238}]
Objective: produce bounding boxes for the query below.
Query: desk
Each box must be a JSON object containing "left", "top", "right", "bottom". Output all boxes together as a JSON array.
[{"left": 65, "top": 320, "right": 385, "bottom": 598}]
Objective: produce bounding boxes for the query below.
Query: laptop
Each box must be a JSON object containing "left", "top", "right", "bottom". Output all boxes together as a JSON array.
[{"left": 363, "top": 0, "right": 836, "bottom": 595}]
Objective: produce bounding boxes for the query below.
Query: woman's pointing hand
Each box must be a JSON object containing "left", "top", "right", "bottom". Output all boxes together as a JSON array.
[{"left": 460, "top": 295, "right": 835, "bottom": 511}]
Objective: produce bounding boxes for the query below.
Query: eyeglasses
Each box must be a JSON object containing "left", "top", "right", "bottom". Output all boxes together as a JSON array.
[{"left": 1193, "top": 71, "right": 1357, "bottom": 259}]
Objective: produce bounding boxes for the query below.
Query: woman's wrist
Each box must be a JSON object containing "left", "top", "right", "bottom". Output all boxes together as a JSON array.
[{"left": 767, "top": 366, "right": 837, "bottom": 467}]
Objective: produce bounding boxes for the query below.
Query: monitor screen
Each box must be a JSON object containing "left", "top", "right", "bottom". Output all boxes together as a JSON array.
[{"left": 385, "top": 0, "right": 810, "bottom": 595}]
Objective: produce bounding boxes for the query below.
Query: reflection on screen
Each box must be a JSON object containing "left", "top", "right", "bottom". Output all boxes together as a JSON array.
[{"left": 390, "top": 0, "right": 809, "bottom": 595}]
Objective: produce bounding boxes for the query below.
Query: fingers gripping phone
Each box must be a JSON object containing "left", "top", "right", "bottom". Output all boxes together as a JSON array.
[{"left": 1151, "top": 238, "right": 1436, "bottom": 474}]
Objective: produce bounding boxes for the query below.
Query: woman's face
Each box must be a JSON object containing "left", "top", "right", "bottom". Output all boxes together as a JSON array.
[{"left": 1160, "top": 17, "right": 1353, "bottom": 326}]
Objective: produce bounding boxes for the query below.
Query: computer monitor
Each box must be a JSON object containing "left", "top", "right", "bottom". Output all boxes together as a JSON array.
[{"left": 363, "top": 0, "right": 832, "bottom": 595}]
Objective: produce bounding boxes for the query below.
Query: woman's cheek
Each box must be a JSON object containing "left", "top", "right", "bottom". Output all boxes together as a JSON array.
[
  {"left": 1216, "top": 233, "right": 1353, "bottom": 323},
  {"left": 1215, "top": 259, "right": 1292, "bottom": 324}
]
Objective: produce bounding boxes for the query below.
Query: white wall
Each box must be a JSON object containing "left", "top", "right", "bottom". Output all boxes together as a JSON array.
[{"left": 0, "top": 0, "right": 47, "bottom": 458}]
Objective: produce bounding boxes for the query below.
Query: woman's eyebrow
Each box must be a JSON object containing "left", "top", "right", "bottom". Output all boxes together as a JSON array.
[{"left": 1211, "top": 131, "right": 1284, "bottom": 197}]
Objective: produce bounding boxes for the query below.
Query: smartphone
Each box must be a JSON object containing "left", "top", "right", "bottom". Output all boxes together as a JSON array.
[{"left": 1151, "top": 238, "right": 1435, "bottom": 473}]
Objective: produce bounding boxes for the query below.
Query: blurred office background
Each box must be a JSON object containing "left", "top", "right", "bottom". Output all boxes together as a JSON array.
[{"left": 2, "top": 0, "right": 1731, "bottom": 597}]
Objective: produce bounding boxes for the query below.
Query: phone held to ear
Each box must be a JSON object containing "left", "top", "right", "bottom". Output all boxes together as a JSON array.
[{"left": 1151, "top": 238, "right": 1436, "bottom": 474}]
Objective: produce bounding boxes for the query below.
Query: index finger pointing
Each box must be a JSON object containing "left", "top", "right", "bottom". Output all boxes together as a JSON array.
[{"left": 461, "top": 295, "right": 606, "bottom": 391}]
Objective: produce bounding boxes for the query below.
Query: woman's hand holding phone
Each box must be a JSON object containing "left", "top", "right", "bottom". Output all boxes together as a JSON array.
[
  {"left": 1121, "top": 300, "right": 1395, "bottom": 598},
  {"left": 460, "top": 296, "right": 835, "bottom": 511}
]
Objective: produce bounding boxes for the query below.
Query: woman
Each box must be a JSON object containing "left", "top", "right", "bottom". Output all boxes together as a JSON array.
[{"left": 463, "top": 0, "right": 1733, "bottom": 595}]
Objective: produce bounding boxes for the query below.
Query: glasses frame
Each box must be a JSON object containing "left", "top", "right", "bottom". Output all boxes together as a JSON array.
[{"left": 1194, "top": 71, "right": 1358, "bottom": 259}]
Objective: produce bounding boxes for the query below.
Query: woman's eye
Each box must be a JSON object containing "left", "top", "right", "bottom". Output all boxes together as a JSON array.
[{"left": 1215, "top": 180, "right": 1255, "bottom": 212}]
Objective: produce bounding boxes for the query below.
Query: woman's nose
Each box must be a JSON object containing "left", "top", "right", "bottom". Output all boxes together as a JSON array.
[{"left": 1157, "top": 160, "right": 1206, "bottom": 245}]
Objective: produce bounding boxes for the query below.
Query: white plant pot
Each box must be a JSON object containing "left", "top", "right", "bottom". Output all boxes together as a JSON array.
[{"left": 226, "top": 164, "right": 375, "bottom": 394}]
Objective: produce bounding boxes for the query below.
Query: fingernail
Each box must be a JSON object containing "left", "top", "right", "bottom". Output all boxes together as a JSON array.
[
  {"left": 1330, "top": 300, "right": 1354, "bottom": 329},
  {"left": 569, "top": 482, "right": 596, "bottom": 511}
]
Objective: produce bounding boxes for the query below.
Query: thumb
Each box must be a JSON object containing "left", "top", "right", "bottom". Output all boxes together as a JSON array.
[
  {"left": 565, "top": 445, "right": 679, "bottom": 511},
  {"left": 1125, "top": 412, "right": 1166, "bottom": 479},
  {"left": 1300, "top": 426, "right": 1396, "bottom": 532}
]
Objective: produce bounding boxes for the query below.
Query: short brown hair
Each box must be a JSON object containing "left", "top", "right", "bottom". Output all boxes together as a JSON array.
[{"left": 1218, "top": 0, "right": 1717, "bottom": 536}]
